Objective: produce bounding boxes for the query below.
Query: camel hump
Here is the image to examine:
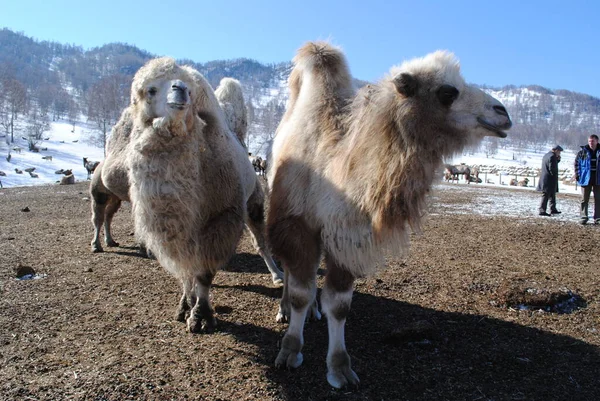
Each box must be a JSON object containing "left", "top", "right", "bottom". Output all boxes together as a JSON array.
[{"left": 294, "top": 41, "right": 350, "bottom": 80}]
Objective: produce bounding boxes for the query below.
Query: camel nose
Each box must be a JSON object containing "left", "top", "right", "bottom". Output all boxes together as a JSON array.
[
  {"left": 493, "top": 105, "right": 508, "bottom": 117},
  {"left": 171, "top": 80, "right": 187, "bottom": 92}
]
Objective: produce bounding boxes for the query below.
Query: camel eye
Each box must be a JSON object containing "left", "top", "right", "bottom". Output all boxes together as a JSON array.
[
  {"left": 148, "top": 87, "right": 157, "bottom": 96},
  {"left": 437, "top": 85, "right": 459, "bottom": 107}
]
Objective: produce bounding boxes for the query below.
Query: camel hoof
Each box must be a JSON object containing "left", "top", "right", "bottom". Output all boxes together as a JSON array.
[
  {"left": 91, "top": 245, "right": 103, "bottom": 253},
  {"left": 106, "top": 240, "right": 119, "bottom": 247},
  {"left": 186, "top": 315, "right": 216, "bottom": 333},
  {"left": 272, "top": 274, "right": 284, "bottom": 287},
  {"left": 275, "top": 349, "right": 303, "bottom": 370},
  {"left": 327, "top": 367, "right": 360, "bottom": 389},
  {"left": 327, "top": 351, "right": 359, "bottom": 388}
]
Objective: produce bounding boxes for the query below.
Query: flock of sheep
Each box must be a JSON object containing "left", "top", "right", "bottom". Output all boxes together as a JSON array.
[{"left": 87, "top": 42, "right": 511, "bottom": 388}]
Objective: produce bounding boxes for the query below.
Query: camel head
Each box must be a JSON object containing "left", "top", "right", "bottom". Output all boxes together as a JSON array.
[
  {"left": 388, "top": 51, "right": 511, "bottom": 150},
  {"left": 131, "top": 58, "right": 199, "bottom": 133}
]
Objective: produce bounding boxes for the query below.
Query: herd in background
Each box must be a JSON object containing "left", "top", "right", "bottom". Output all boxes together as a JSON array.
[
  {"left": 443, "top": 162, "right": 575, "bottom": 188},
  {"left": 0, "top": 156, "right": 100, "bottom": 188}
]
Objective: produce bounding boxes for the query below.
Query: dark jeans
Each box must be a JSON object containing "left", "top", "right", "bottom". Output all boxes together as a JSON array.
[
  {"left": 539, "top": 192, "right": 557, "bottom": 213},
  {"left": 580, "top": 184, "right": 600, "bottom": 222}
]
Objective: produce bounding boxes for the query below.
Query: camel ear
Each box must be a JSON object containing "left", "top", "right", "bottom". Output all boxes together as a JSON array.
[{"left": 393, "top": 73, "right": 418, "bottom": 97}]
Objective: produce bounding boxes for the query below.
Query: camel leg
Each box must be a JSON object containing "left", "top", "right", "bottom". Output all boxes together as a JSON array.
[
  {"left": 90, "top": 194, "right": 107, "bottom": 253},
  {"left": 321, "top": 253, "right": 359, "bottom": 388},
  {"left": 268, "top": 216, "right": 321, "bottom": 369},
  {"left": 187, "top": 270, "right": 216, "bottom": 333},
  {"left": 176, "top": 276, "right": 194, "bottom": 322},
  {"left": 246, "top": 185, "right": 283, "bottom": 285},
  {"left": 104, "top": 197, "right": 121, "bottom": 247}
]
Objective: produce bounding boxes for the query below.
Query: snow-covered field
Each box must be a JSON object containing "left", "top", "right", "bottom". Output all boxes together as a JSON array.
[{"left": 0, "top": 120, "right": 104, "bottom": 188}]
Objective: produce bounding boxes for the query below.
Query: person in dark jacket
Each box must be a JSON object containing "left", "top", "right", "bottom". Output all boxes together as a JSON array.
[
  {"left": 537, "top": 145, "right": 563, "bottom": 216},
  {"left": 574, "top": 134, "right": 600, "bottom": 224}
]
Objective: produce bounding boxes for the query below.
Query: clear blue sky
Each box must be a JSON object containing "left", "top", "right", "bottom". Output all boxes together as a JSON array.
[{"left": 1, "top": 0, "right": 598, "bottom": 97}]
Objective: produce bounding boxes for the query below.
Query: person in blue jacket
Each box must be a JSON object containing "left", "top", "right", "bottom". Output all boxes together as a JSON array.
[
  {"left": 537, "top": 145, "right": 563, "bottom": 216},
  {"left": 574, "top": 134, "right": 600, "bottom": 224}
]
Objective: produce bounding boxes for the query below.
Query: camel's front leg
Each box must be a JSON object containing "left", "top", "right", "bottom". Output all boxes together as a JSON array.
[
  {"left": 187, "top": 270, "right": 217, "bottom": 333},
  {"left": 175, "top": 276, "right": 194, "bottom": 322},
  {"left": 320, "top": 253, "right": 359, "bottom": 388},
  {"left": 274, "top": 269, "right": 317, "bottom": 369},
  {"left": 268, "top": 215, "right": 321, "bottom": 369}
]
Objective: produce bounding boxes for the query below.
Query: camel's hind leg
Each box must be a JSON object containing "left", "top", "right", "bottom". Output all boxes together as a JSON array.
[
  {"left": 269, "top": 216, "right": 321, "bottom": 369},
  {"left": 90, "top": 192, "right": 108, "bottom": 253},
  {"left": 246, "top": 184, "right": 283, "bottom": 285},
  {"left": 321, "top": 252, "right": 359, "bottom": 388},
  {"left": 103, "top": 197, "right": 122, "bottom": 247}
]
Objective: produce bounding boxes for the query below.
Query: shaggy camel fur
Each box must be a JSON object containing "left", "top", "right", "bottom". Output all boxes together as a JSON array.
[
  {"left": 215, "top": 77, "right": 248, "bottom": 145},
  {"left": 127, "top": 58, "right": 281, "bottom": 332},
  {"left": 267, "top": 42, "right": 512, "bottom": 388}
]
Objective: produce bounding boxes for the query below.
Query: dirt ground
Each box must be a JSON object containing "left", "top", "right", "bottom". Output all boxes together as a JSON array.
[{"left": 1, "top": 182, "right": 599, "bottom": 401}]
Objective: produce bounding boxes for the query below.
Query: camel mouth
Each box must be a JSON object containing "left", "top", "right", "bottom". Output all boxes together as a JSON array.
[
  {"left": 477, "top": 117, "right": 510, "bottom": 138},
  {"left": 168, "top": 102, "right": 188, "bottom": 111}
]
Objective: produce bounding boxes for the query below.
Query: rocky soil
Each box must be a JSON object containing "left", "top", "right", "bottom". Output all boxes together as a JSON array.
[{"left": 1, "top": 182, "right": 598, "bottom": 400}]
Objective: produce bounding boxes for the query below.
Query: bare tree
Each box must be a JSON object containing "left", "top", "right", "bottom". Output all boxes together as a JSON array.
[
  {"left": 67, "top": 98, "right": 79, "bottom": 133},
  {"left": 85, "top": 74, "right": 130, "bottom": 155},
  {"left": 0, "top": 78, "right": 28, "bottom": 143},
  {"left": 26, "top": 107, "right": 50, "bottom": 150}
]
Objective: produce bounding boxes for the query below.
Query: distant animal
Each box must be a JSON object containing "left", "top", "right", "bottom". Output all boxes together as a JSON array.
[
  {"left": 41, "top": 155, "right": 52, "bottom": 161},
  {"left": 60, "top": 174, "right": 75, "bottom": 185},
  {"left": 43, "top": 137, "right": 50, "bottom": 140},
  {"left": 259, "top": 158, "right": 267, "bottom": 177},
  {"left": 509, "top": 178, "right": 518, "bottom": 186},
  {"left": 15, "top": 168, "right": 23, "bottom": 174},
  {"left": 518, "top": 178, "right": 529, "bottom": 187},
  {"left": 55, "top": 169, "right": 65, "bottom": 174},
  {"left": 60, "top": 141, "right": 65, "bottom": 143},
  {"left": 251, "top": 156, "right": 263, "bottom": 174},
  {"left": 29, "top": 172, "right": 38, "bottom": 178},
  {"left": 24, "top": 167, "right": 36, "bottom": 173},
  {"left": 468, "top": 175, "right": 482, "bottom": 183},
  {"left": 445, "top": 164, "right": 471, "bottom": 183},
  {"left": 267, "top": 42, "right": 511, "bottom": 388},
  {"left": 12, "top": 147, "right": 22, "bottom": 154},
  {"left": 83, "top": 157, "right": 100, "bottom": 180},
  {"left": 126, "top": 58, "right": 283, "bottom": 334},
  {"left": 72, "top": 140, "right": 78, "bottom": 143},
  {"left": 63, "top": 169, "right": 73, "bottom": 176},
  {"left": 41, "top": 147, "right": 48, "bottom": 151},
  {"left": 21, "top": 136, "right": 27, "bottom": 140},
  {"left": 0, "top": 171, "right": 6, "bottom": 176}
]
